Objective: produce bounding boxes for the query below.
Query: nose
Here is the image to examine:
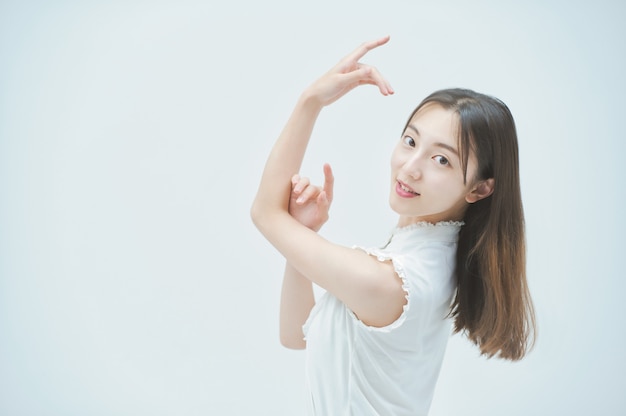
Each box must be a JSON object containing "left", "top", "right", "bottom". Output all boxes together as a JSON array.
[{"left": 403, "top": 154, "right": 423, "bottom": 180}]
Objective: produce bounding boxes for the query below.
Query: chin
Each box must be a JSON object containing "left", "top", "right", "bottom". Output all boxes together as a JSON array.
[{"left": 389, "top": 200, "right": 418, "bottom": 218}]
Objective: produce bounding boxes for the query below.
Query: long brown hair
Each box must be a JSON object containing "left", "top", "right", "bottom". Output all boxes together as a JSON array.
[{"left": 405, "top": 89, "right": 536, "bottom": 360}]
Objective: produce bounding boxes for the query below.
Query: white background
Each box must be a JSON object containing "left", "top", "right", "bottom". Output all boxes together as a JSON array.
[{"left": 1, "top": 1, "right": 624, "bottom": 415}]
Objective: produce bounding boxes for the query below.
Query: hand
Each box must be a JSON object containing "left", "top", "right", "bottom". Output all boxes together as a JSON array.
[
  {"left": 288, "top": 163, "right": 334, "bottom": 232},
  {"left": 303, "top": 36, "right": 394, "bottom": 107}
]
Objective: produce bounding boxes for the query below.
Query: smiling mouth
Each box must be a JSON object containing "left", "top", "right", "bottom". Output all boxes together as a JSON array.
[{"left": 397, "top": 181, "right": 420, "bottom": 196}]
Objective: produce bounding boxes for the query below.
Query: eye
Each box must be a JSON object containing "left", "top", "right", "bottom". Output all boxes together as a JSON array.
[
  {"left": 402, "top": 136, "right": 415, "bottom": 147},
  {"left": 433, "top": 155, "right": 450, "bottom": 166}
]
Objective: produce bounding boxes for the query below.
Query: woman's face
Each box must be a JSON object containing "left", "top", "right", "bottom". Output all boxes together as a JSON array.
[{"left": 389, "top": 104, "right": 482, "bottom": 227}]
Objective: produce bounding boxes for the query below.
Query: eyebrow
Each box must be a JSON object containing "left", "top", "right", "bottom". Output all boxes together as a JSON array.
[{"left": 406, "top": 124, "right": 460, "bottom": 157}]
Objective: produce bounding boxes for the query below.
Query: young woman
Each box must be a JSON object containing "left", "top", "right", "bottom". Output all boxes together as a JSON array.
[{"left": 251, "top": 36, "right": 535, "bottom": 415}]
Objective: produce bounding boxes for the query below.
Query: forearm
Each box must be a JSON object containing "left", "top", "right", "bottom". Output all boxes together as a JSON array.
[
  {"left": 251, "top": 92, "right": 323, "bottom": 226},
  {"left": 279, "top": 262, "right": 315, "bottom": 349}
]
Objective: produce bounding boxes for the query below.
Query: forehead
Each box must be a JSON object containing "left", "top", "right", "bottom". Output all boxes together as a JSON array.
[{"left": 406, "top": 104, "right": 459, "bottom": 144}]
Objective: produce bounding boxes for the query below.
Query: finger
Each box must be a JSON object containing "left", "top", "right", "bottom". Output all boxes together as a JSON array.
[
  {"left": 343, "top": 35, "right": 390, "bottom": 65},
  {"left": 351, "top": 64, "right": 393, "bottom": 95},
  {"left": 322, "top": 163, "right": 334, "bottom": 203},
  {"left": 291, "top": 174, "right": 300, "bottom": 187},
  {"left": 368, "top": 65, "right": 394, "bottom": 95},
  {"left": 339, "top": 65, "right": 373, "bottom": 86},
  {"left": 338, "top": 65, "right": 393, "bottom": 96},
  {"left": 293, "top": 177, "right": 310, "bottom": 194},
  {"left": 297, "top": 184, "right": 321, "bottom": 204}
]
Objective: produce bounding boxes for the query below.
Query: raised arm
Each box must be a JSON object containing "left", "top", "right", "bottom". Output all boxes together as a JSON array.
[
  {"left": 251, "top": 37, "right": 405, "bottom": 329},
  {"left": 250, "top": 36, "right": 393, "bottom": 221}
]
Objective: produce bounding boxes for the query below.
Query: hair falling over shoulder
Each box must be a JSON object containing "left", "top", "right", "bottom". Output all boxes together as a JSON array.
[{"left": 408, "top": 89, "right": 536, "bottom": 360}]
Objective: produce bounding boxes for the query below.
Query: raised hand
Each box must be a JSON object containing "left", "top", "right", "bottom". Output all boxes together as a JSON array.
[
  {"left": 288, "top": 163, "right": 334, "bottom": 232},
  {"left": 303, "top": 36, "right": 394, "bottom": 107},
  {"left": 252, "top": 38, "right": 390, "bottom": 242}
]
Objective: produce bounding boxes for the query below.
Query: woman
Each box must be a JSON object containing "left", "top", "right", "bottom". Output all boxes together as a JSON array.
[{"left": 251, "top": 36, "right": 535, "bottom": 415}]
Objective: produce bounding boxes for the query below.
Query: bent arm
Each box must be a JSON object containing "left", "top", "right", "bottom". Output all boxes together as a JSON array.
[
  {"left": 250, "top": 95, "right": 322, "bottom": 224},
  {"left": 251, "top": 37, "right": 404, "bottom": 328},
  {"left": 251, "top": 36, "right": 393, "bottom": 226},
  {"left": 265, "top": 216, "right": 405, "bottom": 328}
]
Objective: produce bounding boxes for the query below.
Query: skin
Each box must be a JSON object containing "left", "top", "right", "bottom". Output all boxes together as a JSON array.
[
  {"left": 391, "top": 103, "right": 495, "bottom": 227},
  {"left": 251, "top": 36, "right": 493, "bottom": 350}
]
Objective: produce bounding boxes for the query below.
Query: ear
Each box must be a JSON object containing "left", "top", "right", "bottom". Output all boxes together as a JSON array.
[{"left": 465, "top": 178, "right": 495, "bottom": 203}]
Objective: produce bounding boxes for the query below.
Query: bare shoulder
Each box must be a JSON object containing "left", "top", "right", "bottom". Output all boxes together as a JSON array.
[
  {"left": 345, "top": 251, "right": 407, "bottom": 328},
  {"left": 254, "top": 213, "right": 407, "bottom": 329}
]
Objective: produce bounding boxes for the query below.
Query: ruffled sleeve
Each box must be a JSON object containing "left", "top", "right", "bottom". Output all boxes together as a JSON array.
[{"left": 350, "top": 246, "right": 415, "bottom": 333}]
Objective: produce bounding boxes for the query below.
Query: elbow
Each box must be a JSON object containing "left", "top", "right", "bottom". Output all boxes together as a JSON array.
[
  {"left": 279, "top": 325, "right": 306, "bottom": 349},
  {"left": 280, "top": 334, "right": 306, "bottom": 350},
  {"left": 250, "top": 198, "right": 266, "bottom": 230},
  {"left": 250, "top": 198, "right": 285, "bottom": 235},
  {"left": 250, "top": 200, "right": 260, "bottom": 228}
]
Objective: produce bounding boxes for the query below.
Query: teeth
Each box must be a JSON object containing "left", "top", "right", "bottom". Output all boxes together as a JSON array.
[{"left": 400, "top": 183, "right": 416, "bottom": 194}]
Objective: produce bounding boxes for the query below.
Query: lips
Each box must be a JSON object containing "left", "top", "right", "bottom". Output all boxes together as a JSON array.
[{"left": 396, "top": 180, "right": 419, "bottom": 198}]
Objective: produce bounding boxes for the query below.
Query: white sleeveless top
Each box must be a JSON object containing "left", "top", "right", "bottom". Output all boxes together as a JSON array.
[{"left": 302, "top": 222, "right": 461, "bottom": 416}]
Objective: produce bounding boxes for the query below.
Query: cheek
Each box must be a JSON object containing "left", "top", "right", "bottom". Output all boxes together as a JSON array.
[{"left": 432, "top": 171, "right": 468, "bottom": 194}]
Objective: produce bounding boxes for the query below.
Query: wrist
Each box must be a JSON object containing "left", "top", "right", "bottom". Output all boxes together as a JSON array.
[{"left": 298, "top": 88, "right": 325, "bottom": 113}]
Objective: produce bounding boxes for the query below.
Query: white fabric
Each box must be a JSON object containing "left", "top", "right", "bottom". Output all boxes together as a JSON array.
[{"left": 302, "top": 222, "right": 461, "bottom": 416}]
